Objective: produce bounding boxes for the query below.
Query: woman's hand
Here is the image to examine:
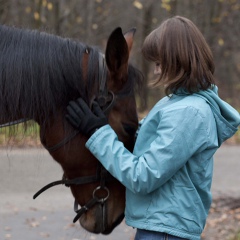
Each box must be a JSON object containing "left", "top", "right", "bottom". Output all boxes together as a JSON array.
[{"left": 66, "top": 98, "right": 108, "bottom": 137}]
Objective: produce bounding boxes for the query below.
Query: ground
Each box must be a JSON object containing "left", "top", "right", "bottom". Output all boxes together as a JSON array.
[
  {"left": 0, "top": 140, "right": 240, "bottom": 240},
  {"left": 202, "top": 196, "right": 240, "bottom": 240}
]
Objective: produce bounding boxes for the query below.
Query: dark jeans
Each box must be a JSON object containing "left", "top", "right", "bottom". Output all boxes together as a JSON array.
[{"left": 134, "top": 229, "right": 187, "bottom": 240}]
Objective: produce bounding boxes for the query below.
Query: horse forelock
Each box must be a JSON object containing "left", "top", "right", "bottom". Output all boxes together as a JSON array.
[{"left": 0, "top": 25, "right": 99, "bottom": 125}]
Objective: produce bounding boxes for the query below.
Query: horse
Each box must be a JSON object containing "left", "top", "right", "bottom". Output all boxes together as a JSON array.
[{"left": 0, "top": 24, "right": 143, "bottom": 234}]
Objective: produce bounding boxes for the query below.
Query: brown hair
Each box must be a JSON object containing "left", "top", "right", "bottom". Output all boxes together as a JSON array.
[{"left": 142, "top": 16, "right": 215, "bottom": 95}]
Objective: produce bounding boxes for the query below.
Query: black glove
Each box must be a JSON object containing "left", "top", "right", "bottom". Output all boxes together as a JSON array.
[{"left": 66, "top": 98, "right": 108, "bottom": 137}]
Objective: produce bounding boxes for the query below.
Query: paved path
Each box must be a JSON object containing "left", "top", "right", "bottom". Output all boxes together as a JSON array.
[{"left": 0, "top": 145, "right": 239, "bottom": 240}]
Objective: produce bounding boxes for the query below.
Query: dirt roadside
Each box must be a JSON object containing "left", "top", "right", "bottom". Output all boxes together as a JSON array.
[
  {"left": 0, "top": 142, "right": 240, "bottom": 240},
  {"left": 202, "top": 196, "right": 240, "bottom": 240}
]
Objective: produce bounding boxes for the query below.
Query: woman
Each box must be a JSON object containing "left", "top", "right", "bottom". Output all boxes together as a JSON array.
[{"left": 66, "top": 16, "right": 240, "bottom": 240}]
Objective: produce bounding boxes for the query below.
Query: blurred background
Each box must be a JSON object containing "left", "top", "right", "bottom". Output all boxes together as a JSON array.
[
  {"left": 0, "top": 1, "right": 240, "bottom": 239},
  {"left": 0, "top": 0, "right": 239, "bottom": 112}
]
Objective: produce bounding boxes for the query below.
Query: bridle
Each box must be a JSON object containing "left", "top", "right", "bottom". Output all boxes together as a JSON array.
[
  {"left": 0, "top": 50, "right": 125, "bottom": 231},
  {"left": 34, "top": 51, "right": 117, "bottom": 229}
]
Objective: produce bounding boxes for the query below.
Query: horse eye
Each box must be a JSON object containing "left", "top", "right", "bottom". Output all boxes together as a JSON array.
[{"left": 122, "top": 123, "right": 137, "bottom": 136}]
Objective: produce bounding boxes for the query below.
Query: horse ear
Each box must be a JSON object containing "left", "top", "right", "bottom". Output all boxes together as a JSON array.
[
  {"left": 123, "top": 27, "right": 136, "bottom": 53},
  {"left": 105, "top": 27, "right": 136, "bottom": 90}
]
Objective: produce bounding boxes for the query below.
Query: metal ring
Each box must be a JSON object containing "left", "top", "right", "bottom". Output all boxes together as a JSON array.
[{"left": 92, "top": 186, "right": 110, "bottom": 202}]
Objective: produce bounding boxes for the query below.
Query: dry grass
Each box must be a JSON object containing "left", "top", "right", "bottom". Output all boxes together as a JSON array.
[{"left": 0, "top": 121, "right": 41, "bottom": 148}]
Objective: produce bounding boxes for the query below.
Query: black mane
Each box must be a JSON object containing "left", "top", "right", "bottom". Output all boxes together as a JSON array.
[
  {"left": 0, "top": 25, "right": 143, "bottom": 126},
  {"left": 0, "top": 25, "right": 100, "bottom": 124}
]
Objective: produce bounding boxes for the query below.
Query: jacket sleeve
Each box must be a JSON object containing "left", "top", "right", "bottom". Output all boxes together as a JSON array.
[{"left": 86, "top": 106, "right": 209, "bottom": 194}]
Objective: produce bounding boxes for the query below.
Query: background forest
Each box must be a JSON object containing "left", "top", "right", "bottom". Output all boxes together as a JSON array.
[
  {"left": 0, "top": 2, "right": 239, "bottom": 239},
  {"left": 0, "top": 0, "right": 239, "bottom": 112}
]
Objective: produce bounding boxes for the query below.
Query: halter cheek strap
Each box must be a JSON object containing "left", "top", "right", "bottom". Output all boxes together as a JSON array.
[{"left": 96, "top": 53, "right": 115, "bottom": 114}]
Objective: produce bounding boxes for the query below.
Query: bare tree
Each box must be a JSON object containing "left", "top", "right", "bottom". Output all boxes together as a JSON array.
[
  {"left": 0, "top": 0, "right": 10, "bottom": 23},
  {"left": 0, "top": 0, "right": 239, "bottom": 108}
]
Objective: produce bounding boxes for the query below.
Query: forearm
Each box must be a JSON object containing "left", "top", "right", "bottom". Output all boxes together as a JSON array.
[{"left": 86, "top": 125, "right": 185, "bottom": 194}]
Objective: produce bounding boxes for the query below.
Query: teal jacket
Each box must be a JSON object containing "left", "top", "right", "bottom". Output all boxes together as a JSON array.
[{"left": 86, "top": 85, "right": 240, "bottom": 240}]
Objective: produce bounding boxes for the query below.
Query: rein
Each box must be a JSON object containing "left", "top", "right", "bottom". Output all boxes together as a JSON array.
[
  {"left": 0, "top": 118, "right": 30, "bottom": 128},
  {"left": 33, "top": 162, "right": 114, "bottom": 224}
]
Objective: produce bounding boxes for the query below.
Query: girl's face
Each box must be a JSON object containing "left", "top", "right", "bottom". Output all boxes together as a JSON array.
[{"left": 154, "top": 62, "right": 161, "bottom": 75}]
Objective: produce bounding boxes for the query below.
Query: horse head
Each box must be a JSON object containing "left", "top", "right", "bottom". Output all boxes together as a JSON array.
[{"left": 38, "top": 27, "right": 142, "bottom": 234}]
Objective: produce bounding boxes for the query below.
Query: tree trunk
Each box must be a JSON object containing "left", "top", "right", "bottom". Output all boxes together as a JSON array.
[{"left": 139, "top": 2, "right": 154, "bottom": 112}]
